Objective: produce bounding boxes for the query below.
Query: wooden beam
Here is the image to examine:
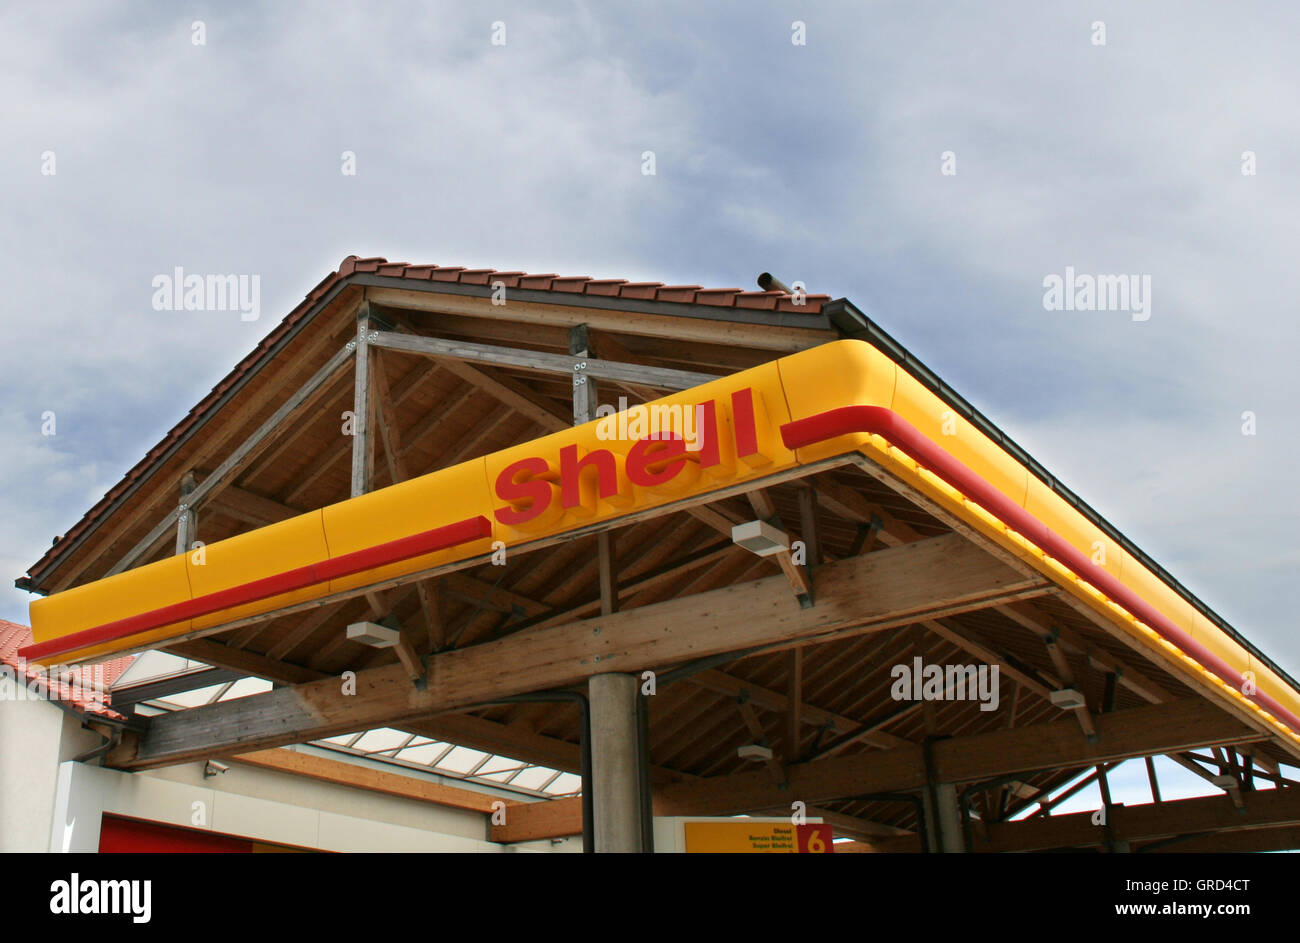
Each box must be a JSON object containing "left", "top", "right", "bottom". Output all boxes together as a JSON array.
[
  {"left": 969, "top": 783, "right": 1300, "bottom": 853},
  {"left": 418, "top": 579, "right": 445, "bottom": 653},
  {"left": 107, "top": 343, "right": 354, "bottom": 577},
  {"left": 196, "top": 343, "right": 357, "bottom": 531},
  {"left": 369, "top": 327, "right": 720, "bottom": 392},
  {"left": 397, "top": 383, "right": 478, "bottom": 463},
  {"left": 649, "top": 698, "right": 1263, "bottom": 818},
  {"left": 797, "top": 485, "right": 821, "bottom": 567},
  {"left": 492, "top": 795, "right": 584, "bottom": 842},
  {"left": 235, "top": 371, "right": 355, "bottom": 487},
  {"left": 746, "top": 489, "right": 811, "bottom": 602},
  {"left": 521, "top": 540, "right": 739, "bottom": 632},
  {"left": 503, "top": 697, "right": 1269, "bottom": 841},
  {"left": 1145, "top": 755, "right": 1162, "bottom": 803},
  {"left": 569, "top": 323, "right": 598, "bottom": 424},
  {"left": 1138, "top": 824, "right": 1300, "bottom": 854},
  {"left": 46, "top": 312, "right": 354, "bottom": 592},
  {"left": 814, "top": 476, "right": 921, "bottom": 547},
  {"left": 364, "top": 286, "right": 830, "bottom": 352},
  {"left": 350, "top": 305, "right": 375, "bottom": 497},
  {"left": 205, "top": 484, "right": 300, "bottom": 527},
  {"left": 175, "top": 471, "right": 197, "bottom": 556},
  {"left": 589, "top": 331, "right": 660, "bottom": 400},
  {"left": 685, "top": 502, "right": 745, "bottom": 537},
  {"left": 1032, "top": 618, "right": 1098, "bottom": 741},
  {"left": 996, "top": 570, "right": 1299, "bottom": 766},
  {"left": 167, "top": 638, "right": 590, "bottom": 774},
  {"left": 362, "top": 364, "right": 451, "bottom": 658},
  {"left": 994, "top": 599, "right": 1287, "bottom": 774},
  {"left": 787, "top": 648, "right": 803, "bottom": 761},
  {"left": 112, "top": 532, "right": 1046, "bottom": 768},
  {"left": 229, "top": 748, "right": 509, "bottom": 814},
  {"left": 440, "top": 358, "right": 571, "bottom": 433},
  {"left": 995, "top": 601, "right": 1170, "bottom": 707},
  {"left": 370, "top": 349, "right": 408, "bottom": 484},
  {"left": 1027, "top": 767, "right": 1107, "bottom": 817},
  {"left": 920, "top": 619, "right": 1056, "bottom": 703},
  {"left": 262, "top": 601, "right": 352, "bottom": 662},
  {"left": 274, "top": 359, "right": 445, "bottom": 505},
  {"left": 394, "top": 621, "right": 426, "bottom": 682},
  {"left": 597, "top": 531, "right": 617, "bottom": 616},
  {"left": 685, "top": 668, "right": 908, "bottom": 749},
  {"left": 735, "top": 699, "right": 785, "bottom": 784},
  {"left": 168, "top": 637, "right": 322, "bottom": 684},
  {"left": 445, "top": 572, "right": 550, "bottom": 619}
]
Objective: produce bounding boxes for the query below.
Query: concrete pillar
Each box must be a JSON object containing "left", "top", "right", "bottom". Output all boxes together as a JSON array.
[
  {"left": 931, "top": 783, "right": 966, "bottom": 853},
  {"left": 588, "top": 673, "right": 646, "bottom": 852}
]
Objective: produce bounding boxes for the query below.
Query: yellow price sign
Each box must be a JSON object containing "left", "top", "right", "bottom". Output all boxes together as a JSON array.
[{"left": 683, "top": 821, "right": 834, "bottom": 853}]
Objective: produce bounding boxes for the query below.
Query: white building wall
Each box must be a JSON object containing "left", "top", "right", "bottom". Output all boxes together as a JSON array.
[
  {"left": 0, "top": 694, "right": 103, "bottom": 852},
  {"left": 50, "top": 761, "right": 515, "bottom": 853},
  {"left": 4, "top": 694, "right": 577, "bottom": 853},
  {"left": 142, "top": 749, "right": 496, "bottom": 844}
]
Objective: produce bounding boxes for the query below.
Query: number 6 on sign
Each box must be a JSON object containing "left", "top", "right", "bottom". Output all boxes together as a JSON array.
[{"left": 797, "top": 824, "right": 834, "bottom": 853}]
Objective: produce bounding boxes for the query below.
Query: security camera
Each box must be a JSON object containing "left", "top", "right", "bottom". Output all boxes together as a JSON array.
[{"left": 204, "top": 760, "right": 229, "bottom": 778}]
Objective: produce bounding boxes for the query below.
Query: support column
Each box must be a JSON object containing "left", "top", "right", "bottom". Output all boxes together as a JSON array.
[
  {"left": 175, "top": 471, "right": 198, "bottom": 556},
  {"left": 934, "top": 783, "right": 966, "bottom": 852},
  {"left": 351, "top": 302, "right": 375, "bottom": 497},
  {"left": 922, "top": 735, "right": 965, "bottom": 852},
  {"left": 588, "top": 673, "right": 649, "bottom": 852},
  {"left": 570, "top": 323, "right": 597, "bottom": 425},
  {"left": 598, "top": 532, "right": 617, "bottom": 616},
  {"left": 924, "top": 783, "right": 966, "bottom": 853}
]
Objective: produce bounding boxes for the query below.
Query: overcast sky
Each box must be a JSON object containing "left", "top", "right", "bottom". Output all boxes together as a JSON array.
[{"left": 3, "top": 3, "right": 1297, "bottom": 809}]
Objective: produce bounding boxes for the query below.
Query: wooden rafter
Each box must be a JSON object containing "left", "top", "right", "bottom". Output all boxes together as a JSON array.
[{"left": 119, "top": 533, "right": 1046, "bottom": 768}]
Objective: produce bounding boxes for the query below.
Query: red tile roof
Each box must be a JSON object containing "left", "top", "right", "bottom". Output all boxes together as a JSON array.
[
  {"left": 0, "top": 620, "right": 133, "bottom": 718},
  {"left": 335, "top": 256, "right": 831, "bottom": 311},
  {"left": 21, "top": 257, "right": 832, "bottom": 590}
]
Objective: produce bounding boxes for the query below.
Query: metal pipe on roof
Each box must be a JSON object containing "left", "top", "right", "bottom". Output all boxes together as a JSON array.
[
  {"left": 757, "top": 272, "right": 792, "bottom": 294},
  {"left": 73, "top": 725, "right": 121, "bottom": 765}
]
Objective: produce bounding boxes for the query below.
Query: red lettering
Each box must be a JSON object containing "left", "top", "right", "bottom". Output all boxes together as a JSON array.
[
  {"left": 494, "top": 457, "right": 556, "bottom": 525},
  {"left": 494, "top": 388, "right": 769, "bottom": 528},
  {"left": 560, "top": 445, "right": 629, "bottom": 514},
  {"left": 627, "top": 434, "right": 688, "bottom": 487},
  {"left": 694, "top": 400, "right": 719, "bottom": 466},
  {"left": 731, "top": 388, "right": 772, "bottom": 466}
]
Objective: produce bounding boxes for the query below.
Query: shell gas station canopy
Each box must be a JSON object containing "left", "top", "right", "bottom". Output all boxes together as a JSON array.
[{"left": 18, "top": 256, "right": 1300, "bottom": 853}]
